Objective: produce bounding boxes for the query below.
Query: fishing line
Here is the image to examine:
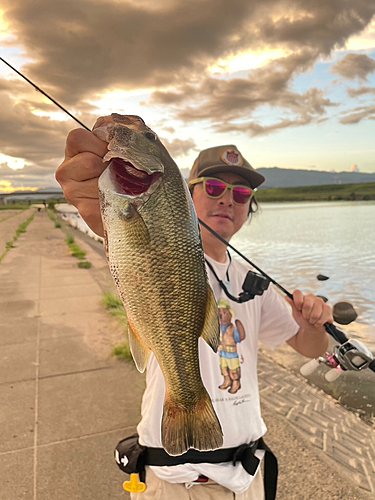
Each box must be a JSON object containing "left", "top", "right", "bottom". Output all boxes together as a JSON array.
[
  {"left": 3, "top": 57, "right": 374, "bottom": 371},
  {"left": 0, "top": 57, "right": 90, "bottom": 131}
]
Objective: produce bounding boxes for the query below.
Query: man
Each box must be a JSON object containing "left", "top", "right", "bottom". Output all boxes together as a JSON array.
[{"left": 56, "top": 134, "right": 332, "bottom": 500}]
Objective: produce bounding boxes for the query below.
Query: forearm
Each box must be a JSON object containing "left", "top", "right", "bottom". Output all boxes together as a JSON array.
[{"left": 287, "top": 326, "right": 330, "bottom": 358}]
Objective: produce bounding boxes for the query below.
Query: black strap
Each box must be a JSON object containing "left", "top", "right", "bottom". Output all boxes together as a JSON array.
[
  {"left": 144, "top": 438, "right": 278, "bottom": 500},
  {"left": 145, "top": 441, "right": 258, "bottom": 468},
  {"left": 205, "top": 256, "right": 256, "bottom": 303},
  {"left": 258, "top": 438, "right": 278, "bottom": 500}
]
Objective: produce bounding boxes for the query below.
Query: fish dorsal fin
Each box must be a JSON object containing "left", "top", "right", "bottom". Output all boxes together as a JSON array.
[
  {"left": 200, "top": 285, "right": 220, "bottom": 352},
  {"left": 127, "top": 322, "right": 151, "bottom": 373}
]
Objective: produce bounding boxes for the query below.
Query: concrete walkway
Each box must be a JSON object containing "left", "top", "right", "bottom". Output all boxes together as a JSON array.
[
  {"left": 0, "top": 208, "right": 34, "bottom": 257},
  {"left": 1, "top": 210, "right": 374, "bottom": 499},
  {"left": 0, "top": 211, "right": 144, "bottom": 499}
]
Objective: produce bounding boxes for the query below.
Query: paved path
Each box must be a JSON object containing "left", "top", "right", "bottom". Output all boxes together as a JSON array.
[
  {"left": 1, "top": 210, "right": 374, "bottom": 499},
  {"left": 258, "top": 351, "right": 375, "bottom": 499},
  {"left": 0, "top": 211, "right": 143, "bottom": 499},
  {"left": 0, "top": 208, "right": 34, "bottom": 257}
]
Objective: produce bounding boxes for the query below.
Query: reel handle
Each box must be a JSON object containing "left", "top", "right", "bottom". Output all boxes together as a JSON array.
[{"left": 300, "top": 358, "right": 320, "bottom": 376}]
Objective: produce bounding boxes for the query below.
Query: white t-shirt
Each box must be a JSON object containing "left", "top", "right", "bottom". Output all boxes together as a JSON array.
[{"left": 137, "top": 253, "right": 299, "bottom": 493}]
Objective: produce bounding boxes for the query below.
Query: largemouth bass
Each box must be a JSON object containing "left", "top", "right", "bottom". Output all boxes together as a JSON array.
[{"left": 93, "top": 114, "right": 223, "bottom": 456}]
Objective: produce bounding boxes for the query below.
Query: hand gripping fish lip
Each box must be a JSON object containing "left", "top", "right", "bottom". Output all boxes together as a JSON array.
[{"left": 93, "top": 113, "right": 164, "bottom": 198}]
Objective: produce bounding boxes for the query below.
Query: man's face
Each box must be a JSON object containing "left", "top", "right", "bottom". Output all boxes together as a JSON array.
[
  {"left": 219, "top": 307, "right": 232, "bottom": 325},
  {"left": 192, "top": 172, "right": 250, "bottom": 241}
]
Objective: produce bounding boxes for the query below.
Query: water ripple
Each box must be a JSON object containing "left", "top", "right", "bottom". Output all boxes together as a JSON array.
[{"left": 232, "top": 201, "right": 375, "bottom": 349}]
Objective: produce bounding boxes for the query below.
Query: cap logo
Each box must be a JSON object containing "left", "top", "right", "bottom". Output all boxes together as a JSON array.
[{"left": 221, "top": 148, "right": 244, "bottom": 167}]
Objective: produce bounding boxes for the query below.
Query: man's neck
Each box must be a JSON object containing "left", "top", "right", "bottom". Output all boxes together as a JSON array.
[{"left": 202, "top": 232, "right": 228, "bottom": 263}]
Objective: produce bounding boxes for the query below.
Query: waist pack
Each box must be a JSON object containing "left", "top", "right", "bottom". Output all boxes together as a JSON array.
[{"left": 114, "top": 434, "right": 278, "bottom": 500}]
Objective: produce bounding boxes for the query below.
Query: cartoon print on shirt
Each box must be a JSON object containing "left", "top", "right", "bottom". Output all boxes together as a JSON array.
[{"left": 217, "top": 299, "right": 246, "bottom": 395}]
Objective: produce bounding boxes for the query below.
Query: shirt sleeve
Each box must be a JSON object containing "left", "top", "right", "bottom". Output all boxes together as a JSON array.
[{"left": 258, "top": 285, "right": 299, "bottom": 350}]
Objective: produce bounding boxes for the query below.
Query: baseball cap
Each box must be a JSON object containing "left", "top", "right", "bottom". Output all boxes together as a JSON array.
[{"left": 188, "top": 145, "right": 265, "bottom": 189}]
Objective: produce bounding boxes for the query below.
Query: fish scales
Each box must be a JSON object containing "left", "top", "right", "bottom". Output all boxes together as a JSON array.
[{"left": 94, "top": 114, "right": 223, "bottom": 455}]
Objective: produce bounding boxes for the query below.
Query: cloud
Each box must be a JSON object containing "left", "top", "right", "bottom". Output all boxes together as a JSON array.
[
  {"left": 2, "top": 0, "right": 375, "bottom": 104},
  {"left": 1, "top": 0, "right": 375, "bottom": 186},
  {"left": 162, "top": 137, "right": 198, "bottom": 158},
  {"left": 0, "top": 162, "right": 57, "bottom": 189},
  {"left": 0, "top": 78, "right": 96, "bottom": 170},
  {"left": 339, "top": 105, "right": 375, "bottom": 124},
  {"left": 347, "top": 86, "right": 375, "bottom": 97},
  {"left": 332, "top": 53, "right": 375, "bottom": 80},
  {"left": 149, "top": 53, "right": 337, "bottom": 135}
]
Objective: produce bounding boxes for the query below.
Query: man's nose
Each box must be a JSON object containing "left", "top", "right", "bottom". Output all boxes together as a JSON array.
[{"left": 219, "top": 190, "right": 232, "bottom": 206}]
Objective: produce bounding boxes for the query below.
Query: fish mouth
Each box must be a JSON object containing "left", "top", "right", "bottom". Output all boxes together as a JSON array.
[{"left": 109, "top": 158, "right": 162, "bottom": 197}]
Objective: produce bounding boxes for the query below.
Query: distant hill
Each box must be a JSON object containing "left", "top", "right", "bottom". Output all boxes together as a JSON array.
[{"left": 256, "top": 168, "right": 375, "bottom": 189}]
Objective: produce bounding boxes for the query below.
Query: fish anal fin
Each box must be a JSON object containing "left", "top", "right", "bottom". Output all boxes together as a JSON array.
[
  {"left": 127, "top": 322, "right": 151, "bottom": 373},
  {"left": 200, "top": 285, "right": 220, "bottom": 352}
]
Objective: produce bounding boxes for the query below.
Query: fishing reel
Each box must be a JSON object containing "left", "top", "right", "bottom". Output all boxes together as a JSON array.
[{"left": 300, "top": 339, "right": 374, "bottom": 382}]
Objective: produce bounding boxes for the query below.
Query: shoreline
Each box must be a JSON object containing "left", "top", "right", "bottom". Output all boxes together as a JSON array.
[{"left": 256, "top": 181, "right": 375, "bottom": 203}]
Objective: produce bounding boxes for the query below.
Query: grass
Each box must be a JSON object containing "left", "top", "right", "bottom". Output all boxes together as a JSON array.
[
  {"left": 0, "top": 204, "right": 29, "bottom": 210},
  {"left": 77, "top": 261, "right": 92, "bottom": 269},
  {"left": 47, "top": 209, "right": 92, "bottom": 269},
  {"left": 102, "top": 292, "right": 133, "bottom": 363},
  {"left": 70, "top": 243, "right": 86, "bottom": 259},
  {"left": 102, "top": 292, "right": 124, "bottom": 310},
  {"left": 256, "top": 182, "right": 375, "bottom": 203},
  {"left": 102, "top": 292, "right": 128, "bottom": 325},
  {"left": 112, "top": 342, "right": 133, "bottom": 361},
  {"left": 0, "top": 211, "right": 35, "bottom": 263},
  {"left": 46, "top": 208, "right": 64, "bottom": 228}
]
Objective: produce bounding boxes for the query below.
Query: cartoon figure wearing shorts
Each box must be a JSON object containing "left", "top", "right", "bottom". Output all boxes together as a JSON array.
[{"left": 217, "top": 299, "right": 246, "bottom": 394}]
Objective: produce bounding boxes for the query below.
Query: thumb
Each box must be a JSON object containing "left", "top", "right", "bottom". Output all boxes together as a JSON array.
[{"left": 285, "top": 295, "right": 299, "bottom": 315}]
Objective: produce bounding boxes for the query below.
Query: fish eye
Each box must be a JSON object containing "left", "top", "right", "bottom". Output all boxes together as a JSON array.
[{"left": 145, "top": 132, "right": 157, "bottom": 141}]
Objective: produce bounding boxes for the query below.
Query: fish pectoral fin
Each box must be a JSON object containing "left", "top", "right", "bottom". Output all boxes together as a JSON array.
[
  {"left": 120, "top": 204, "right": 150, "bottom": 245},
  {"left": 127, "top": 322, "right": 151, "bottom": 373},
  {"left": 200, "top": 285, "right": 220, "bottom": 352}
]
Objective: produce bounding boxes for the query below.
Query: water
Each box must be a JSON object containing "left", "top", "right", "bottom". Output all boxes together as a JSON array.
[
  {"left": 232, "top": 201, "right": 375, "bottom": 421},
  {"left": 232, "top": 201, "right": 375, "bottom": 349},
  {"left": 55, "top": 204, "right": 104, "bottom": 242}
]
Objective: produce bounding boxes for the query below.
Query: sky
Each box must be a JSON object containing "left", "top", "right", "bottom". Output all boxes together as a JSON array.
[{"left": 0, "top": 0, "right": 375, "bottom": 193}]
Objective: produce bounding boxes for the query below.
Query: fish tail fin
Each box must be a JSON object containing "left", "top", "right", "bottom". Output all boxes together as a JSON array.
[{"left": 161, "top": 390, "right": 223, "bottom": 456}]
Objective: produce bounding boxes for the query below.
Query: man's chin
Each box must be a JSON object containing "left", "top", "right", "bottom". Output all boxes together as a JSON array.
[{"left": 208, "top": 217, "right": 234, "bottom": 239}]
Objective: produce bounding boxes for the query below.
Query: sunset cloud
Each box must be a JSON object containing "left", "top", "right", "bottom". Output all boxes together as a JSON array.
[
  {"left": 148, "top": 52, "right": 337, "bottom": 134},
  {"left": 347, "top": 86, "right": 375, "bottom": 97},
  {"left": 332, "top": 53, "right": 375, "bottom": 80},
  {"left": 339, "top": 105, "right": 375, "bottom": 124},
  {"left": 0, "top": 0, "right": 374, "bottom": 181}
]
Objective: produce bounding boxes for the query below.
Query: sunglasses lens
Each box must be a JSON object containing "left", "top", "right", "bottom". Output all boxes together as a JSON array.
[
  {"left": 233, "top": 186, "right": 252, "bottom": 204},
  {"left": 205, "top": 179, "right": 227, "bottom": 198}
]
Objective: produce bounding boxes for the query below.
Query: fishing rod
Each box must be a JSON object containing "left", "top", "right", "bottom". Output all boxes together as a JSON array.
[
  {"left": 0, "top": 57, "right": 90, "bottom": 131},
  {"left": 198, "top": 219, "right": 375, "bottom": 377},
  {"left": 3, "top": 57, "right": 374, "bottom": 376}
]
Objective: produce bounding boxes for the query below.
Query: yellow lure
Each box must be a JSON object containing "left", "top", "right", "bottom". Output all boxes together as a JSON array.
[{"left": 123, "top": 473, "right": 147, "bottom": 493}]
